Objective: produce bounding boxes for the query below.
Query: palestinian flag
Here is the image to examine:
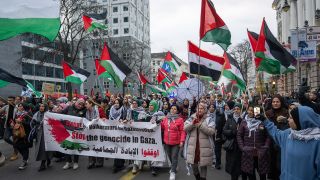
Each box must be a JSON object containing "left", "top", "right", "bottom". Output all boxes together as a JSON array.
[
  {"left": 247, "top": 30, "right": 263, "bottom": 68},
  {"left": 0, "top": 0, "right": 60, "bottom": 42},
  {"left": 62, "top": 61, "right": 90, "bottom": 84},
  {"left": 0, "top": 68, "right": 27, "bottom": 88},
  {"left": 156, "top": 68, "right": 170, "bottom": 83},
  {"left": 222, "top": 53, "right": 246, "bottom": 91},
  {"left": 200, "top": 0, "right": 231, "bottom": 50},
  {"left": 146, "top": 84, "right": 166, "bottom": 94},
  {"left": 94, "top": 59, "right": 112, "bottom": 80},
  {"left": 164, "top": 81, "right": 177, "bottom": 93},
  {"left": 188, "top": 41, "right": 225, "bottom": 81},
  {"left": 137, "top": 72, "right": 150, "bottom": 85},
  {"left": 255, "top": 18, "right": 296, "bottom": 74},
  {"left": 179, "top": 72, "right": 189, "bottom": 84},
  {"left": 100, "top": 43, "right": 131, "bottom": 87},
  {"left": 82, "top": 15, "right": 107, "bottom": 32},
  {"left": 21, "top": 80, "right": 42, "bottom": 98},
  {"left": 161, "top": 51, "right": 181, "bottom": 73}
]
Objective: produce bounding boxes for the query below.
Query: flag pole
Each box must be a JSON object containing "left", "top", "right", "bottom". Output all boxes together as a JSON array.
[{"left": 197, "top": 40, "right": 202, "bottom": 101}]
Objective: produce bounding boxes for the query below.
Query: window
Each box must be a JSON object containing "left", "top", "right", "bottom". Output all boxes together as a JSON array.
[
  {"left": 113, "top": 29, "right": 119, "bottom": 35},
  {"left": 113, "top": 6, "right": 118, "bottom": 13},
  {"left": 54, "top": 54, "right": 63, "bottom": 65},
  {"left": 35, "top": 64, "right": 45, "bottom": 76},
  {"left": 123, "top": 53, "right": 130, "bottom": 60},
  {"left": 157, "top": 61, "right": 160, "bottom": 65},
  {"left": 34, "top": 49, "right": 45, "bottom": 61},
  {"left": 22, "top": 63, "right": 34, "bottom": 75},
  {"left": 34, "top": 80, "right": 42, "bottom": 91},
  {"left": 124, "top": 28, "right": 129, "bottom": 34},
  {"left": 113, "top": 18, "right": 118, "bottom": 24},
  {"left": 123, "top": 17, "right": 129, "bottom": 22},
  {"left": 123, "top": 6, "right": 129, "bottom": 11},
  {"left": 45, "top": 67, "right": 54, "bottom": 77},
  {"left": 152, "top": 61, "right": 155, "bottom": 66},
  {"left": 123, "top": 39, "right": 129, "bottom": 45},
  {"left": 84, "top": 89, "right": 88, "bottom": 95},
  {"left": 83, "top": 62, "right": 87, "bottom": 70},
  {"left": 22, "top": 46, "right": 34, "bottom": 59},
  {"left": 112, "top": 40, "right": 119, "bottom": 45},
  {"left": 55, "top": 68, "right": 63, "bottom": 78}
]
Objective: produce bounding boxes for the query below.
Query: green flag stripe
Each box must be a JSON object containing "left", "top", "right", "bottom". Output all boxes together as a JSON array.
[
  {"left": 201, "top": 27, "right": 231, "bottom": 51},
  {"left": 65, "top": 76, "right": 83, "bottom": 84},
  {"left": 87, "top": 22, "right": 107, "bottom": 33},
  {"left": 100, "top": 61, "right": 122, "bottom": 87},
  {"left": 0, "top": 18, "right": 60, "bottom": 42},
  {"left": 0, "top": 80, "right": 10, "bottom": 88},
  {"left": 223, "top": 70, "right": 246, "bottom": 90}
]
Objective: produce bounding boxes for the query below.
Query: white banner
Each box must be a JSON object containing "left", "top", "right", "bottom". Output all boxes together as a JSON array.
[{"left": 43, "top": 112, "right": 165, "bottom": 162}]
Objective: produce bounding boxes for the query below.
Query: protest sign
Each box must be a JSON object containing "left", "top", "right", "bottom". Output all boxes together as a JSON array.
[{"left": 43, "top": 112, "right": 165, "bottom": 162}]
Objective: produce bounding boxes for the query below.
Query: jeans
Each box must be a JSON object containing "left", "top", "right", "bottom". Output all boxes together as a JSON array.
[
  {"left": 66, "top": 155, "right": 79, "bottom": 163},
  {"left": 164, "top": 144, "right": 180, "bottom": 173},
  {"left": 214, "top": 141, "right": 222, "bottom": 166},
  {"left": 191, "top": 164, "right": 207, "bottom": 178}
]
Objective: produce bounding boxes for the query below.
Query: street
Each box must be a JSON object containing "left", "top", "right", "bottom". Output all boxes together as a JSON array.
[{"left": 0, "top": 140, "right": 230, "bottom": 180}]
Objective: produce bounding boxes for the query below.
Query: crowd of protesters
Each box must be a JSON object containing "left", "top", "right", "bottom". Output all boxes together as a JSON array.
[{"left": 0, "top": 86, "right": 319, "bottom": 180}]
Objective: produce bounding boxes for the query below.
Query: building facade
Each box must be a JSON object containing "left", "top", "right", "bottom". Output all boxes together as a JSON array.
[
  {"left": 80, "top": 0, "right": 151, "bottom": 97},
  {"left": 0, "top": 34, "right": 69, "bottom": 98},
  {"left": 273, "top": 0, "right": 320, "bottom": 94}
]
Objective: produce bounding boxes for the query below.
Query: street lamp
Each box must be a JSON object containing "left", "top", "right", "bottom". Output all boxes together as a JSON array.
[{"left": 282, "top": 0, "right": 290, "bottom": 12}]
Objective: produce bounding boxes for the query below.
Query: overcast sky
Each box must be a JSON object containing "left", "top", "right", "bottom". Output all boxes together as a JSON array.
[{"left": 150, "top": 0, "right": 277, "bottom": 61}]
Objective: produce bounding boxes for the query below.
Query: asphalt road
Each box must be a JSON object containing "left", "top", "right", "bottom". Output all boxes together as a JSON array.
[{"left": 0, "top": 140, "right": 230, "bottom": 180}]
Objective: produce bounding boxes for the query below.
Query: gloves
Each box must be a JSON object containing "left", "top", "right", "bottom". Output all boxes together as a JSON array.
[{"left": 255, "top": 114, "right": 266, "bottom": 122}]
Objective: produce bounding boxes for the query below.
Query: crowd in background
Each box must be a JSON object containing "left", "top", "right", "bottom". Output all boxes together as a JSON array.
[{"left": 0, "top": 86, "right": 319, "bottom": 180}]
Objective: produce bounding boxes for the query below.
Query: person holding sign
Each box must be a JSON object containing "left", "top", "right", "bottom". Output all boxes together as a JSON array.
[
  {"left": 161, "top": 104, "right": 186, "bottom": 180},
  {"left": 184, "top": 102, "right": 215, "bottom": 180}
]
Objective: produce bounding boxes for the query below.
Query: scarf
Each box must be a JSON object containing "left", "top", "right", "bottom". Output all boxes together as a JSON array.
[
  {"left": 215, "top": 101, "right": 225, "bottom": 114},
  {"left": 167, "top": 113, "right": 179, "bottom": 122},
  {"left": 289, "top": 128, "right": 320, "bottom": 141},
  {"left": 225, "top": 109, "right": 233, "bottom": 120},
  {"left": 245, "top": 115, "right": 261, "bottom": 137},
  {"left": 109, "top": 105, "right": 123, "bottom": 121},
  {"left": 86, "top": 106, "right": 99, "bottom": 121},
  {"left": 208, "top": 111, "right": 216, "bottom": 122},
  {"left": 233, "top": 113, "right": 240, "bottom": 123},
  {"left": 34, "top": 111, "right": 45, "bottom": 123}
]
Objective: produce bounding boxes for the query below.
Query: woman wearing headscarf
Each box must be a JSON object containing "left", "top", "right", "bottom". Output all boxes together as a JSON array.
[
  {"left": 237, "top": 106, "right": 270, "bottom": 180},
  {"left": 85, "top": 99, "right": 104, "bottom": 169},
  {"left": 223, "top": 104, "right": 245, "bottom": 180},
  {"left": 161, "top": 104, "right": 186, "bottom": 180},
  {"left": 109, "top": 98, "right": 127, "bottom": 173},
  {"left": 31, "top": 103, "right": 53, "bottom": 171},
  {"left": 265, "top": 94, "right": 289, "bottom": 180},
  {"left": 61, "top": 98, "right": 86, "bottom": 170},
  {"left": 262, "top": 106, "right": 320, "bottom": 180},
  {"left": 184, "top": 102, "right": 215, "bottom": 180},
  {"left": 12, "top": 103, "right": 32, "bottom": 170},
  {"left": 148, "top": 100, "right": 165, "bottom": 176}
]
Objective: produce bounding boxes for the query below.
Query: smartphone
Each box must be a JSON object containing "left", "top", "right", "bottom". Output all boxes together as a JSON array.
[{"left": 254, "top": 107, "right": 261, "bottom": 116}]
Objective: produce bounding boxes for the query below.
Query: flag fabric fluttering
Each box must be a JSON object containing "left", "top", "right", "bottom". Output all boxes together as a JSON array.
[
  {"left": 22, "top": 80, "right": 42, "bottom": 98},
  {"left": 137, "top": 72, "right": 150, "bottom": 85},
  {"left": 0, "top": 0, "right": 61, "bottom": 42},
  {"left": 247, "top": 30, "right": 263, "bottom": 68},
  {"left": 178, "top": 72, "right": 189, "bottom": 84},
  {"left": 62, "top": 61, "right": 90, "bottom": 84},
  {"left": 255, "top": 18, "right": 296, "bottom": 74},
  {"left": 94, "top": 59, "right": 112, "bottom": 80},
  {"left": 100, "top": 43, "right": 131, "bottom": 87},
  {"left": 82, "top": 14, "right": 107, "bottom": 32},
  {"left": 0, "top": 68, "right": 27, "bottom": 88},
  {"left": 161, "top": 51, "right": 181, "bottom": 73},
  {"left": 156, "top": 68, "right": 170, "bottom": 84},
  {"left": 188, "top": 41, "right": 225, "bottom": 81},
  {"left": 222, "top": 53, "right": 246, "bottom": 91},
  {"left": 199, "top": 0, "right": 231, "bottom": 50}
]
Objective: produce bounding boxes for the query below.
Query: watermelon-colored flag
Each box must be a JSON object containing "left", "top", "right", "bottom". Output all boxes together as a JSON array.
[
  {"left": 94, "top": 59, "right": 112, "bottom": 80},
  {"left": 156, "top": 68, "right": 170, "bottom": 83},
  {"left": 179, "top": 72, "right": 189, "bottom": 84},
  {"left": 0, "top": 0, "right": 60, "bottom": 42},
  {"left": 162, "top": 51, "right": 179, "bottom": 73},
  {"left": 82, "top": 15, "right": 107, "bottom": 33},
  {"left": 100, "top": 43, "right": 130, "bottom": 87},
  {"left": 137, "top": 72, "right": 149, "bottom": 85},
  {"left": 62, "top": 61, "right": 90, "bottom": 84},
  {"left": 255, "top": 18, "right": 296, "bottom": 74},
  {"left": 222, "top": 53, "right": 246, "bottom": 91},
  {"left": 247, "top": 30, "right": 263, "bottom": 68},
  {"left": 200, "top": 0, "right": 231, "bottom": 50}
]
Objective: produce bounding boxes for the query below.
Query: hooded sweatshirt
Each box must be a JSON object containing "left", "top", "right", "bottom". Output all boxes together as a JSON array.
[{"left": 264, "top": 106, "right": 320, "bottom": 180}]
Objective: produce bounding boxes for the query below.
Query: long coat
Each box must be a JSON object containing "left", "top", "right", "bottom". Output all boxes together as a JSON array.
[
  {"left": 222, "top": 114, "right": 242, "bottom": 176},
  {"left": 184, "top": 114, "right": 215, "bottom": 166},
  {"left": 31, "top": 111, "right": 53, "bottom": 161},
  {"left": 237, "top": 119, "right": 271, "bottom": 175}
]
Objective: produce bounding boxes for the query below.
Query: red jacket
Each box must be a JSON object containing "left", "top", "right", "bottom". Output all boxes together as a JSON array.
[{"left": 161, "top": 116, "right": 186, "bottom": 145}]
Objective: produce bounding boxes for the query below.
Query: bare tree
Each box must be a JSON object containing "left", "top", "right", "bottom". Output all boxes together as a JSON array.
[{"left": 228, "top": 40, "right": 252, "bottom": 84}]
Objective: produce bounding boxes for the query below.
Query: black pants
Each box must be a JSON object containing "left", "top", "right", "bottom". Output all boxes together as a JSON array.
[
  {"left": 4, "top": 128, "right": 13, "bottom": 145},
  {"left": 244, "top": 157, "right": 266, "bottom": 180},
  {"left": 113, "top": 159, "right": 125, "bottom": 169},
  {"left": 164, "top": 144, "right": 180, "bottom": 173},
  {"left": 231, "top": 173, "right": 248, "bottom": 180},
  {"left": 66, "top": 155, "right": 79, "bottom": 163},
  {"left": 16, "top": 147, "right": 29, "bottom": 161},
  {"left": 214, "top": 141, "right": 223, "bottom": 166},
  {"left": 0, "top": 118, "right": 4, "bottom": 138}
]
